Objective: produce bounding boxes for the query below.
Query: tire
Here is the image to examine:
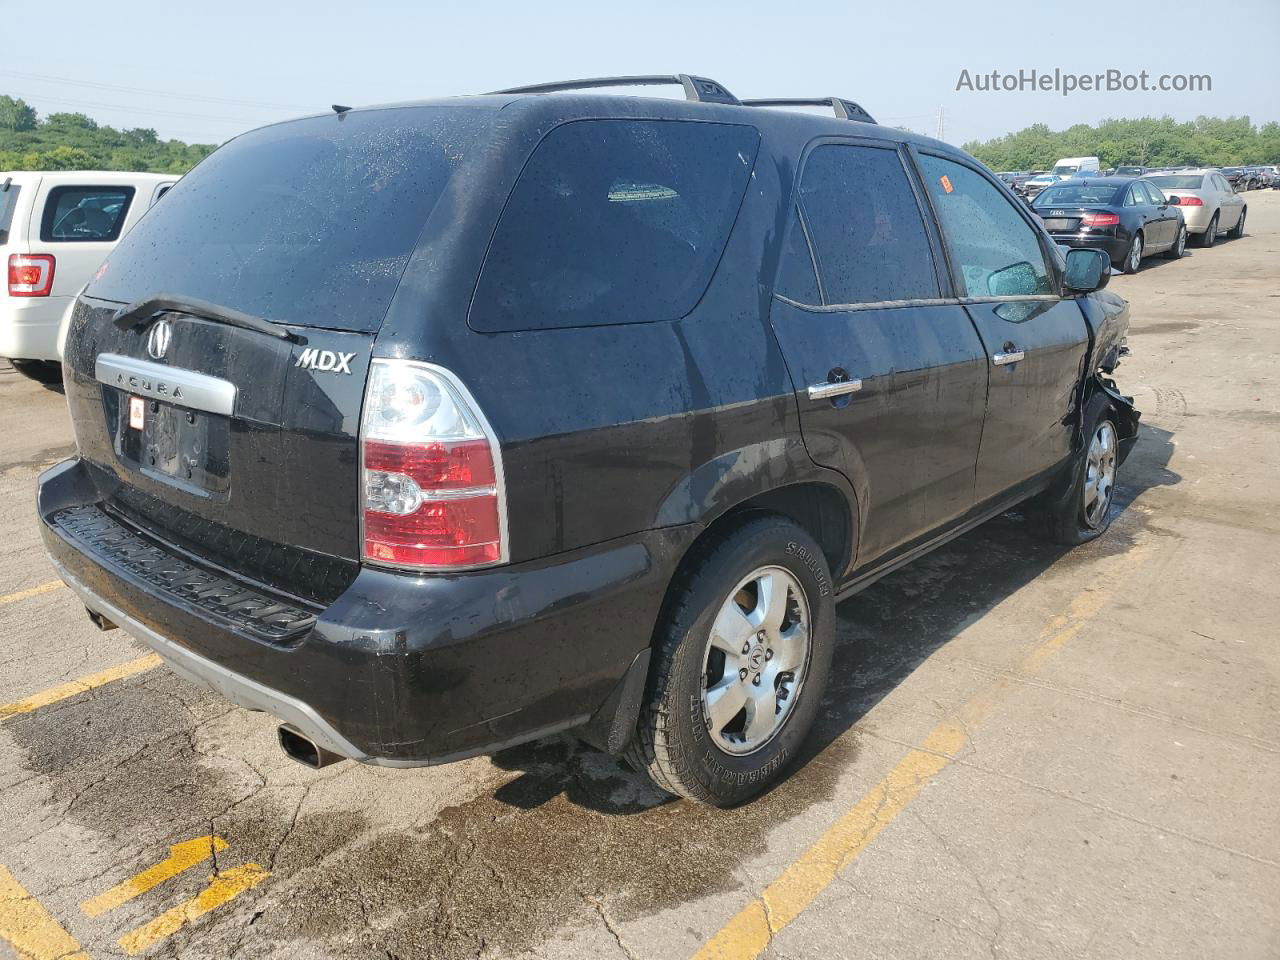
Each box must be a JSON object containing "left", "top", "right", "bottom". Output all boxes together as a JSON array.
[
  {"left": 9, "top": 359, "right": 63, "bottom": 385},
  {"left": 1198, "top": 213, "right": 1218, "bottom": 247},
  {"left": 1037, "top": 393, "right": 1121, "bottom": 546},
  {"left": 1163, "top": 224, "right": 1187, "bottom": 259},
  {"left": 1228, "top": 207, "right": 1246, "bottom": 239},
  {"left": 627, "top": 515, "right": 835, "bottom": 806},
  {"left": 1121, "top": 232, "right": 1143, "bottom": 273}
]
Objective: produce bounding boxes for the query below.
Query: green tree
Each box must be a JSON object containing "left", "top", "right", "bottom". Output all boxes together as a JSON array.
[{"left": 0, "top": 95, "right": 37, "bottom": 132}]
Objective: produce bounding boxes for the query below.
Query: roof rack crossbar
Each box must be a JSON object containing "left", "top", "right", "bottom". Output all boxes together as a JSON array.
[
  {"left": 487, "top": 74, "right": 740, "bottom": 105},
  {"left": 741, "top": 97, "right": 877, "bottom": 124}
]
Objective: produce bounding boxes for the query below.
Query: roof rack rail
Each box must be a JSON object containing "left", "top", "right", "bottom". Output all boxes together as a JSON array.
[
  {"left": 741, "top": 97, "right": 877, "bottom": 124},
  {"left": 488, "top": 74, "right": 740, "bottom": 105}
]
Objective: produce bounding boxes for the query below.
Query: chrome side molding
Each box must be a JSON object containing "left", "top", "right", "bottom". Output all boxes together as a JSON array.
[
  {"left": 807, "top": 378, "right": 863, "bottom": 401},
  {"left": 94, "top": 353, "right": 237, "bottom": 417}
]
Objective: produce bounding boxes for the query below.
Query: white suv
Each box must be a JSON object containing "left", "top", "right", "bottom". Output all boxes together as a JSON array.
[{"left": 1, "top": 171, "right": 176, "bottom": 382}]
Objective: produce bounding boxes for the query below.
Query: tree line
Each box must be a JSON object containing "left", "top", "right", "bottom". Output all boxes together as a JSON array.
[
  {"left": 3, "top": 93, "right": 1277, "bottom": 176},
  {"left": 963, "top": 115, "right": 1280, "bottom": 171},
  {"left": 0, "top": 95, "right": 214, "bottom": 173}
]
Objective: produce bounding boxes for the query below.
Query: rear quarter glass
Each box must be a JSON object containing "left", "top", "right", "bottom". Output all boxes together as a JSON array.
[
  {"left": 86, "top": 107, "right": 490, "bottom": 333},
  {"left": 468, "top": 119, "right": 760, "bottom": 333}
]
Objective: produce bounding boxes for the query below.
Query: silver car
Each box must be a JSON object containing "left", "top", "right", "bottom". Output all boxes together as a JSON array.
[{"left": 1144, "top": 169, "right": 1246, "bottom": 247}]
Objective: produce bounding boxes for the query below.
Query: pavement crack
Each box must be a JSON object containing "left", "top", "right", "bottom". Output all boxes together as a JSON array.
[{"left": 583, "top": 894, "right": 640, "bottom": 960}]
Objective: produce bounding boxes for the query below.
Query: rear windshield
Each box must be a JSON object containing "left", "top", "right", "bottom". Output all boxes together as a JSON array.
[
  {"left": 1115, "top": 167, "right": 1143, "bottom": 175},
  {"left": 469, "top": 119, "right": 759, "bottom": 332},
  {"left": 1052, "top": 165, "right": 1080, "bottom": 176},
  {"left": 88, "top": 107, "right": 487, "bottom": 332},
  {"left": 1034, "top": 184, "right": 1121, "bottom": 206},
  {"left": 1147, "top": 175, "right": 1203, "bottom": 189},
  {"left": 0, "top": 182, "right": 20, "bottom": 244}
]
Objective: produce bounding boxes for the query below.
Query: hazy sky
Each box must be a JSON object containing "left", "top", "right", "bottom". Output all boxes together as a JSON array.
[{"left": 6, "top": 0, "right": 1278, "bottom": 146}]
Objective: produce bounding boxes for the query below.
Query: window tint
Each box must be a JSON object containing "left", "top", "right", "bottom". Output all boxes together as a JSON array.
[
  {"left": 917, "top": 154, "right": 1053, "bottom": 298},
  {"left": 471, "top": 119, "right": 760, "bottom": 332},
  {"left": 89, "top": 107, "right": 489, "bottom": 332},
  {"left": 1147, "top": 175, "right": 1202, "bottom": 190},
  {"left": 797, "top": 144, "right": 940, "bottom": 304},
  {"left": 41, "top": 186, "right": 134, "bottom": 242},
  {"left": 0, "top": 183, "right": 20, "bottom": 244},
  {"left": 775, "top": 206, "right": 820, "bottom": 304},
  {"left": 1035, "top": 183, "right": 1122, "bottom": 206}
]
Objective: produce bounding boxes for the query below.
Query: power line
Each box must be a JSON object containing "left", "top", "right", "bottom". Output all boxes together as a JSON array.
[{"left": 0, "top": 68, "right": 308, "bottom": 111}]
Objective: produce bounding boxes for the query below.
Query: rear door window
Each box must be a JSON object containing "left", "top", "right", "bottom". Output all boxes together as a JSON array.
[
  {"left": 469, "top": 119, "right": 760, "bottom": 332},
  {"left": 796, "top": 143, "right": 941, "bottom": 305},
  {"left": 41, "top": 186, "right": 135, "bottom": 242},
  {"left": 88, "top": 107, "right": 489, "bottom": 332},
  {"left": 917, "top": 153, "right": 1053, "bottom": 298}
]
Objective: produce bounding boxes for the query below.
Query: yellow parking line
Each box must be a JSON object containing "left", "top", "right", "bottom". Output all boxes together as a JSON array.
[
  {"left": 0, "top": 580, "right": 65, "bottom": 607},
  {"left": 0, "top": 864, "right": 89, "bottom": 960},
  {"left": 0, "top": 654, "right": 163, "bottom": 719},
  {"left": 693, "top": 544, "right": 1155, "bottom": 960},
  {"left": 117, "top": 863, "right": 270, "bottom": 956},
  {"left": 82, "top": 836, "right": 229, "bottom": 918}
]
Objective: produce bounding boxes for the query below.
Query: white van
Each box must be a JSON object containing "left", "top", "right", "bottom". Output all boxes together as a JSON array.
[
  {"left": 1, "top": 171, "right": 176, "bottom": 382},
  {"left": 1051, "top": 156, "right": 1102, "bottom": 179}
]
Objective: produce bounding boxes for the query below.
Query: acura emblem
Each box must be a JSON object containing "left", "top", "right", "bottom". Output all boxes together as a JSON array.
[{"left": 146, "top": 319, "right": 171, "bottom": 360}]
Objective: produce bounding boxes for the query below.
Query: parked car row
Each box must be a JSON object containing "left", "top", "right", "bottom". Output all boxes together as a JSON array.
[{"left": 1029, "top": 168, "right": 1247, "bottom": 273}]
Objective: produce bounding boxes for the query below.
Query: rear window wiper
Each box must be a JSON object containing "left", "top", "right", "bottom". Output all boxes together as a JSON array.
[{"left": 110, "top": 293, "right": 301, "bottom": 343}]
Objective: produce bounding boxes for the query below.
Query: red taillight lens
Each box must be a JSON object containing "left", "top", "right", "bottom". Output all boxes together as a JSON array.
[
  {"left": 360, "top": 361, "right": 506, "bottom": 571},
  {"left": 1176, "top": 195, "right": 1203, "bottom": 206},
  {"left": 8, "top": 254, "right": 55, "bottom": 296},
  {"left": 1080, "top": 212, "right": 1120, "bottom": 227}
]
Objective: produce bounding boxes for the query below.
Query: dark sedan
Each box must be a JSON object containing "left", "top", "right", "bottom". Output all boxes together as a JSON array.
[{"left": 1031, "top": 176, "right": 1187, "bottom": 272}]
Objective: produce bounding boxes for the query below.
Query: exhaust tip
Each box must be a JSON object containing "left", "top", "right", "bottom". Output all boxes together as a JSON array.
[
  {"left": 277, "top": 724, "right": 345, "bottom": 769},
  {"left": 85, "top": 607, "right": 118, "bottom": 631}
]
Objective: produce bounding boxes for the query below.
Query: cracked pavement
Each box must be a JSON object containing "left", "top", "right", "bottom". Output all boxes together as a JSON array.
[{"left": 2, "top": 193, "right": 1279, "bottom": 959}]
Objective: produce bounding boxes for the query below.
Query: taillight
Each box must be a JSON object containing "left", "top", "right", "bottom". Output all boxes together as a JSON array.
[
  {"left": 8, "top": 254, "right": 55, "bottom": 297},
  {"left": 359, "top": 359, "right": 506, "bottom": 570},
  {"left": 1080, "top": 212, "right": 1120, "bottom": 228},
  {"left": 1176, "top": 195, "right": 1203, "bottom": 206}
]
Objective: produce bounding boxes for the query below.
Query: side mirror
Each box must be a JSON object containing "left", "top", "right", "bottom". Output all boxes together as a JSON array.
[
  {"left": 1063, "top": 248, "right": 1110, "bottom": 293},
  {"left": 1166, "top": 195, "right": 1180, "bottom": 205}
]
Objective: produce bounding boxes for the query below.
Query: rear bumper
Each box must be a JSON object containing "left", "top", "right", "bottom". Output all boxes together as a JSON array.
[
  {"left": 39, "top": 458, "right": 694, "bottom": 765},
  {"left": 1045, "top": 233, "right": 1127, "bottom": 264},
  {"left": 0, "top": 296, "right": 70, "bottom": 361}
]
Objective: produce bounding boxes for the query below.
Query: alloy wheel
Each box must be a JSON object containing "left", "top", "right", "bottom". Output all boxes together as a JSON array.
[
  {"left": 1127, "top": 235, "right": 1143, "bottom": 272},
  {"left": 1083, "top": 421, "right": 1117, "bottom": 527},
  {"left": 700, "top": 565, "right": 811, "bottom": 756}
]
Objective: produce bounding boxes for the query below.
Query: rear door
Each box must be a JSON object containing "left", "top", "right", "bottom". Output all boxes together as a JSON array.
[
  {"left": 768, "top": 139, "right": 988, "bottom": 564},
  {"left": 913, "top": 150, "right": 1090, "bottom": 504},
  {"left": 1136, "top": 181, "right": 1174, "bottom": 248}
]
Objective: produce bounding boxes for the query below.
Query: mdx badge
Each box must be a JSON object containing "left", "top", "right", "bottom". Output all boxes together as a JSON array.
[{"left": 296, "top": 348, "right": 355, "bottom": 374}]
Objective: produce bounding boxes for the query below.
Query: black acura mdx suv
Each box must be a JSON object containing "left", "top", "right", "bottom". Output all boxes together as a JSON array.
[{"left": 40, "top": 75, "right": 1138, "bottom": 806}]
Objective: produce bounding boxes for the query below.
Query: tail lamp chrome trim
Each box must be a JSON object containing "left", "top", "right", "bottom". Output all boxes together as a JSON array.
[{"left": 94, "top": 353, "right": 237, "bottom": 417}]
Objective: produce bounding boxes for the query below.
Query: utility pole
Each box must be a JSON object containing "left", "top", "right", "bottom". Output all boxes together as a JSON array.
[{"left": 936, "top": 106, "right": 945, "bottom": 141}]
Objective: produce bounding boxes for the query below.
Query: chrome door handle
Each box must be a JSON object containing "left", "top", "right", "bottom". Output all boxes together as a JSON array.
[
  {"left": 808, "top": 378, "right": 863, "bottom": 401},
  {"left": 992, "top": 351, "right": 1025, "bottom": 366}
]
